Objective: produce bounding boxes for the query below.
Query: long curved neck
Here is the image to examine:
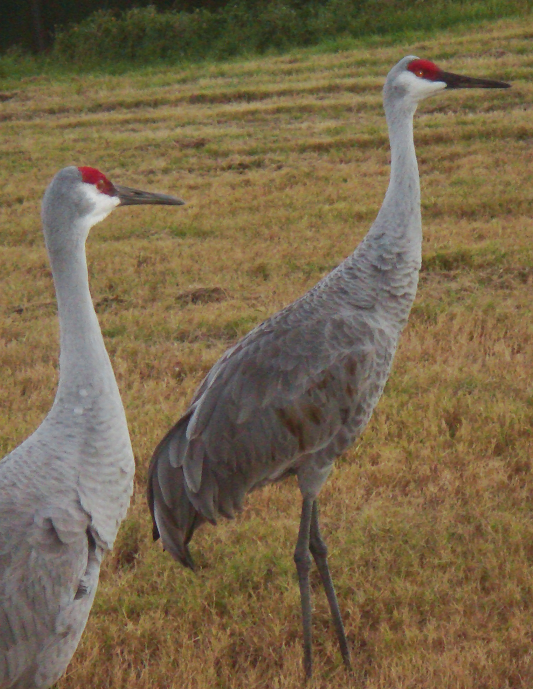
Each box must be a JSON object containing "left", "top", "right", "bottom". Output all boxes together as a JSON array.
[
  {"left": 368, "top": 95, "right": 421, "bottom": 252},
  {"left": 42, "top": 214, "right": 133, "bottom": 551},
  {"left": 330, "top": 93, "right": 422, "bottom": 320},
  {"left": 49, "top": 239, "right": 114, "bottom": 399}
]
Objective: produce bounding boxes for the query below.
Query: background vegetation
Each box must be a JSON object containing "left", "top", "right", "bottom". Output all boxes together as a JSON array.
[
  {"left": 1, "top": 0, "right": 221, "bottom": 53},
  {"left": 51, "top": 0, "right": 533, "bottom": 66},
  {"left": 2, "top": 0, "right": 533, "bottom": 70},
  {"left": 1, "top": 11, "right": 532, "bottom": 689}
]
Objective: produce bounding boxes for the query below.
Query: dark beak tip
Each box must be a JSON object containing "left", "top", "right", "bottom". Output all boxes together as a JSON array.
[
  {"left": 441, "top": 70, "right": 511, "bottom": 90},
  {"left": 114, "top": 183, "right": 186, "bottom": 207},
  {"left": 123, "top": 197, "right": 186, "bottom": 206},
  {"left": 485, "top": 80, "right": 512, "bottom": 89}
]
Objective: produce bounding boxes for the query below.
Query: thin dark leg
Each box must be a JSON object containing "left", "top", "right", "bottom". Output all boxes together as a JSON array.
[
  {"left": 294, "top": 496, "right": 314, "bottom": 680},
  {"left": 309, "top": 500, "right": 352, "bottom": 670}
]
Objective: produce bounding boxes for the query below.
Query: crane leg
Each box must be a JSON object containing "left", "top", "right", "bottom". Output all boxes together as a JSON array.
[
  {"left": 294, "top": 496, "right": 314, "bottom": 679},
  {"left": 309, "top": 500, "right": 352, "bottom": 670}
]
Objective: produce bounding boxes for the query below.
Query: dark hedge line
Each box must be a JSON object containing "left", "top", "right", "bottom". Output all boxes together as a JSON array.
[{"left": 51, "top": 0, "right": 532, "bottom": 66}]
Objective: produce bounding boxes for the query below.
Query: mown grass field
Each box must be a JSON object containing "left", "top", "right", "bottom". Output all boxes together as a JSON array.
[{"left": 1, "top": 15, "right": 533, "bottom": 689}]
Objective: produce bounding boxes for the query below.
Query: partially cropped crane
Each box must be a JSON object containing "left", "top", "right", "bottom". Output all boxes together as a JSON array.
[
  {"left": 0, "top": 166, "right": 183, "bottom": 689},
  {"left": 148, "top": 57, "right": 510, "bottom": 678}
]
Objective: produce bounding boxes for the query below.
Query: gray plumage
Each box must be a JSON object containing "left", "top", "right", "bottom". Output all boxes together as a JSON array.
[
  {"left": 0, "top": 166, "right": 184, "bottom": 689},
  {"left": 148, "top": 57, "right": 510, "bottom": 677}
]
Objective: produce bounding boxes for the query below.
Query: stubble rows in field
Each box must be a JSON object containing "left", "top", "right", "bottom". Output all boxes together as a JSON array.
[{"left": 1, "top": 16, "right": 533, "bottom": 689}]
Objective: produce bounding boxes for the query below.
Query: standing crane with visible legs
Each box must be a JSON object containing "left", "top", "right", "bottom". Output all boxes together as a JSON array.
[
  {"left": 148, "top": 57, "right": 510, "bottom": 678},
  {"left": 0, "top": 166, "right": 184, "bottom": 689}
]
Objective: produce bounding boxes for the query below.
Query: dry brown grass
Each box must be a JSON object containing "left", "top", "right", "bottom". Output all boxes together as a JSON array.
[{"left": 2, "top": 16, "right": 533, "bottom": 689}]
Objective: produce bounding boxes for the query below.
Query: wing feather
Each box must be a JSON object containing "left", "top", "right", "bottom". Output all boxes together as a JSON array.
[
  {"left": 0, "top": 446, "right": 93, "bottom": 689},
  {"left": 160, "top": 304, "right": 381, "bottom": 518}
]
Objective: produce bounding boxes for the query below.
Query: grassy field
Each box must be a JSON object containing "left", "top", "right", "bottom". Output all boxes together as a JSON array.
[{"left": 1, "top": 15, "right": 533, "bottom": 689}]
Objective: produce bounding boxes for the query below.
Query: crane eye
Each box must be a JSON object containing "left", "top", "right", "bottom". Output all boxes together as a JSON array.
[
  {"left": 415, "top": 69, "right": 425, "bottom": 78},
  {"left": 96, "top": 179, "right": 105, "bottom": 191}
]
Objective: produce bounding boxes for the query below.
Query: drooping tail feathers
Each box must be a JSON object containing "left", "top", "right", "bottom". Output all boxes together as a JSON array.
[{"left": 147, "top": 415, "right": 205, "bottom": 571}]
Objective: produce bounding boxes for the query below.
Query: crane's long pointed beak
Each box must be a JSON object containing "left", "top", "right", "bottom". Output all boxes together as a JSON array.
[
  {"left": 114, "top": 184, "right": 186, "bottom": 206},
  {"left": 440, "top": 71, "right": 511, "bottom": 89}
]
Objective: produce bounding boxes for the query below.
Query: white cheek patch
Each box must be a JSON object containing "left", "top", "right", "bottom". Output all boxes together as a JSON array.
[
  {"left": 81, "top": 183, "right": 120, "bottom": 228},
  {"left": 397, "top": 71, "right": 447, "bottom": 100}
]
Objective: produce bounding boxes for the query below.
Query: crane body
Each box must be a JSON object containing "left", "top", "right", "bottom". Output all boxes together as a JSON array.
[
  {"left": 148, "top": 56, "right": 510, "bottom": 678},
  {"left": 0, "top": 167, "right": 184, "bottom": 689}
]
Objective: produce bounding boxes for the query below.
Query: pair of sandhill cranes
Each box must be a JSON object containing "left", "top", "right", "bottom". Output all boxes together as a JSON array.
[{"left": 0, "top": 56, "right": 509, "bottom": 687}]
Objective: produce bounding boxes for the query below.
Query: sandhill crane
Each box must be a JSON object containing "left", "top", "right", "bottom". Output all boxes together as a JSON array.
[
  {"left": 0, "top": 166, "right": 184, "bottom": 689},
  {"left": 148, "top": 56, "right": 510, "bottom": 678}
]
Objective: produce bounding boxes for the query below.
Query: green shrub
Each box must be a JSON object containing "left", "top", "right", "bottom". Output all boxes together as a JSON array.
[
  {"left": 54, "top": 6, "right": 221, "bottom": 63},
  {"left": 51, "top": 0, "right": 533, "bottom": 67}
]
